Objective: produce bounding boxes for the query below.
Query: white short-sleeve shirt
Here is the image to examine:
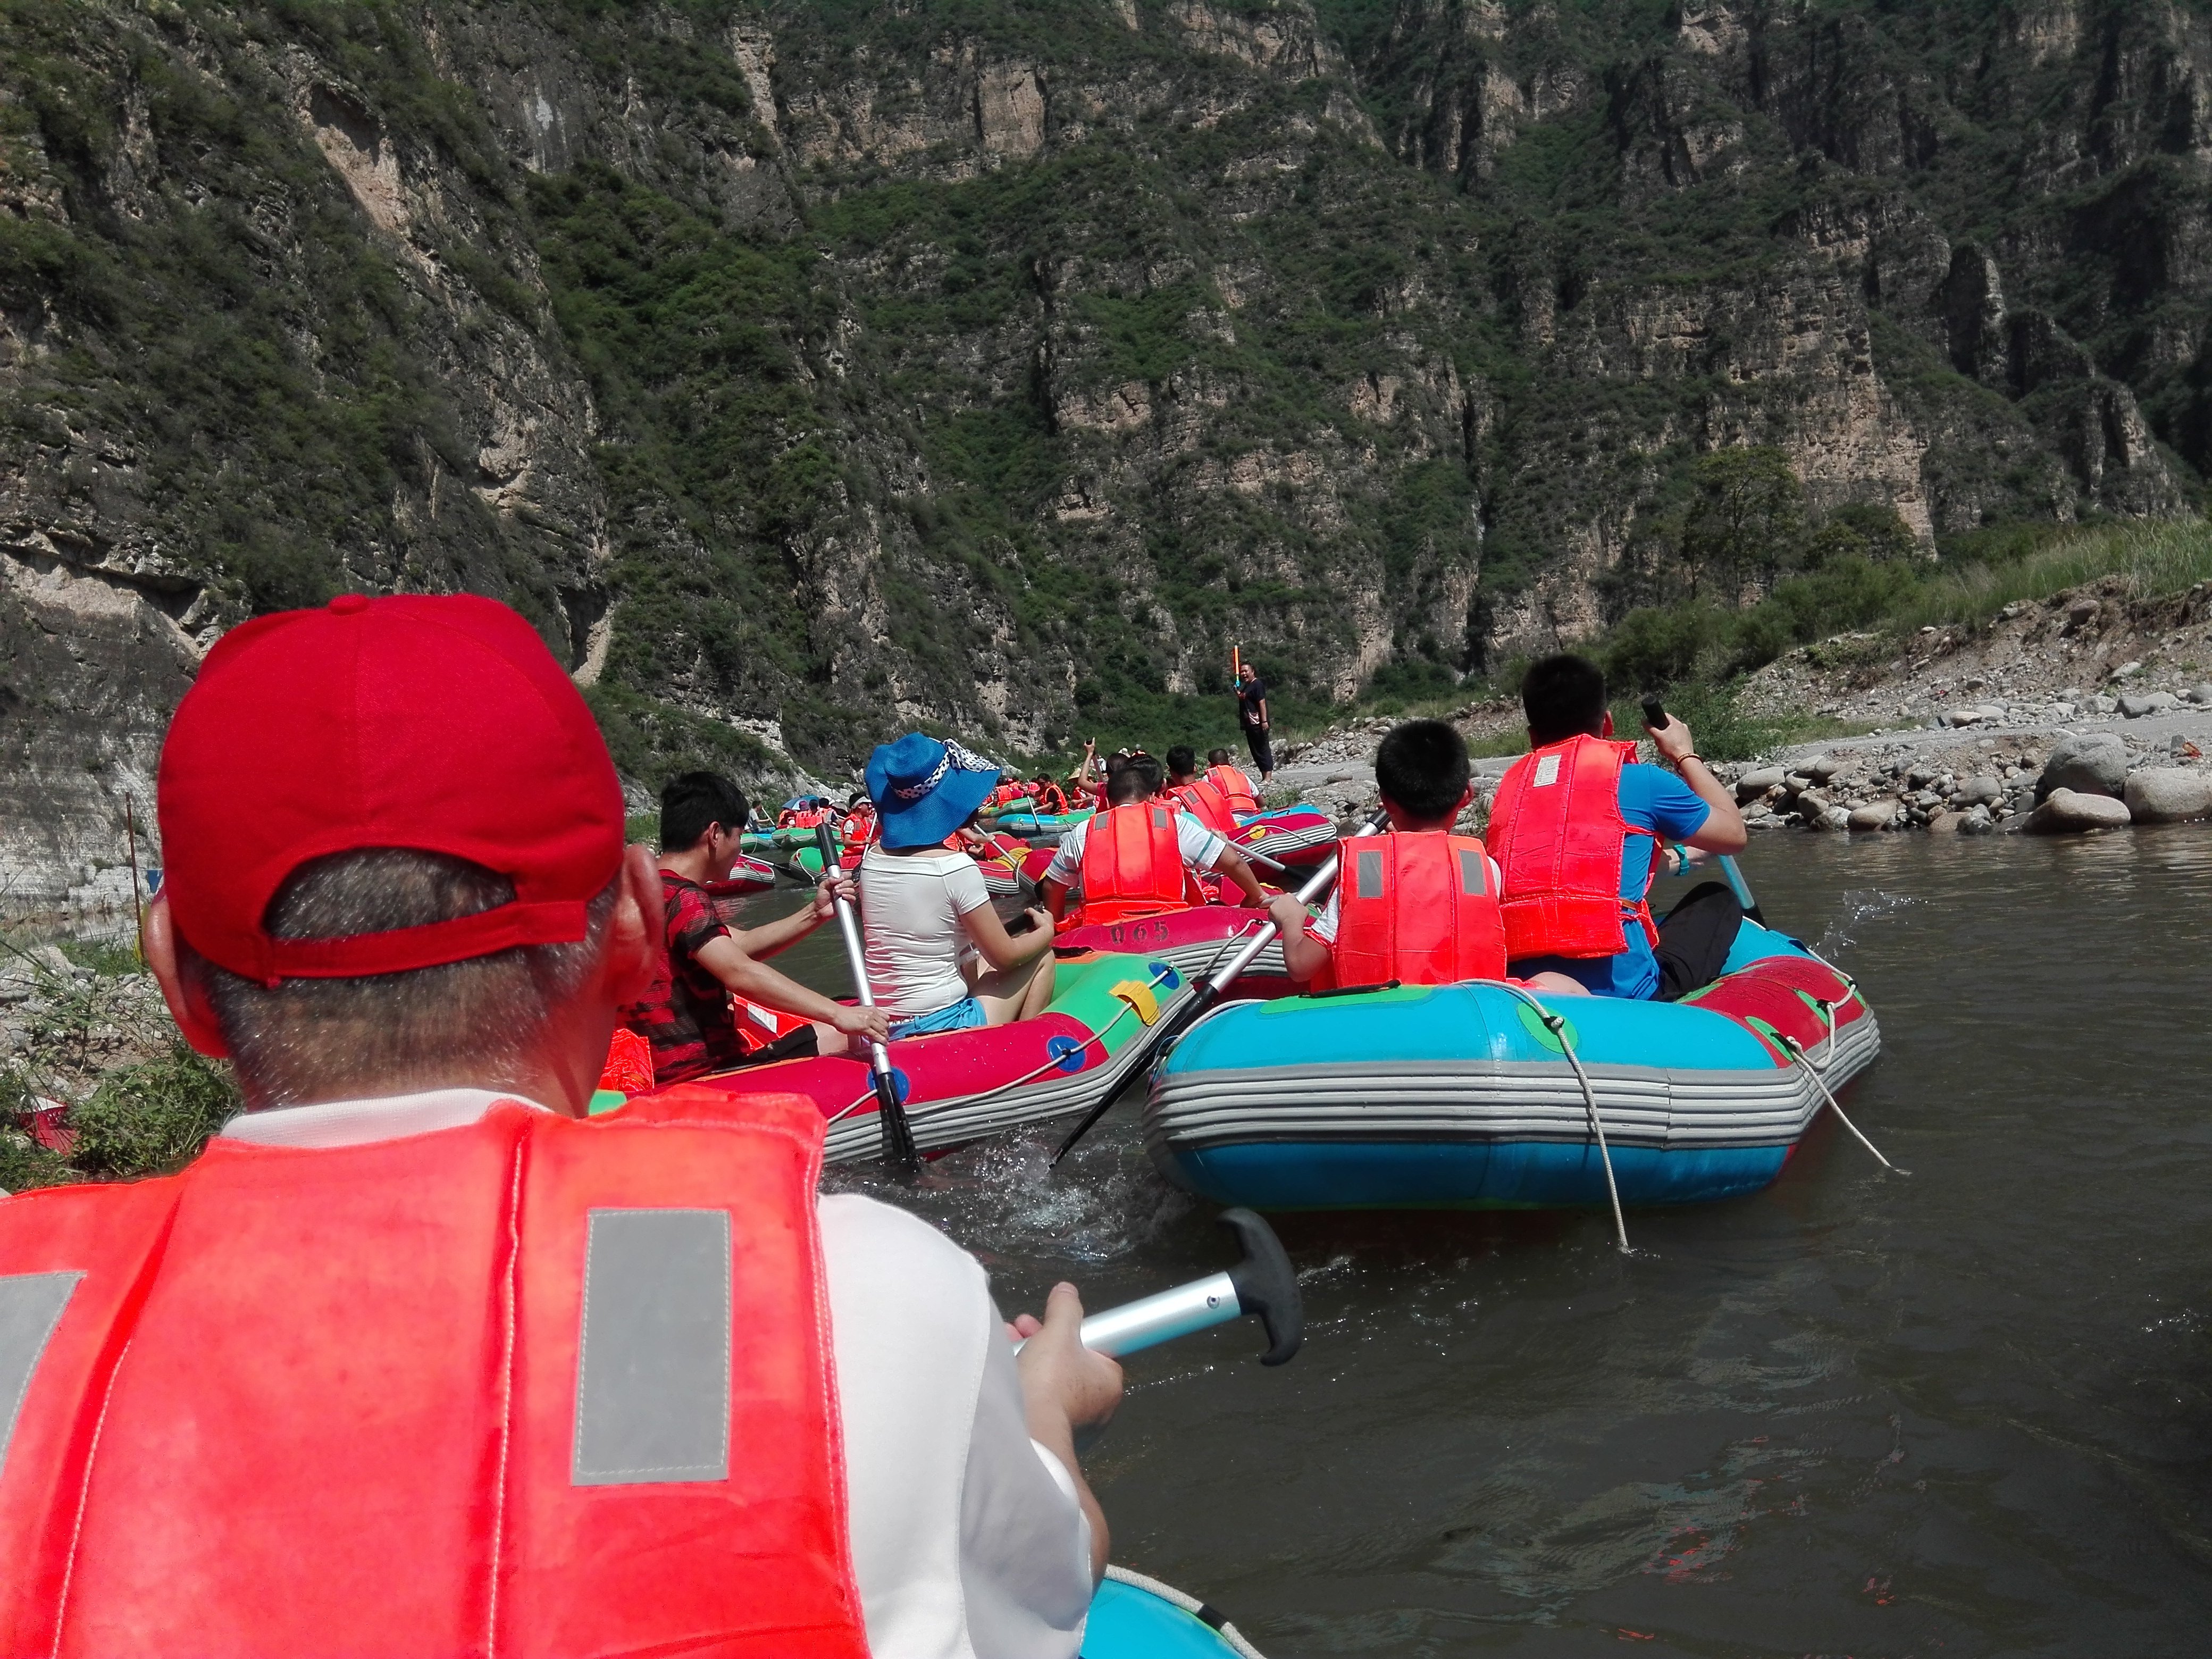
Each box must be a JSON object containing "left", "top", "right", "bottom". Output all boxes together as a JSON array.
[
  {"left": 1043, "top": 811, "right": 1227, "bottom": 889},
  {"left": 859, "top": 844, "right": 996, "bottom": 1017}
]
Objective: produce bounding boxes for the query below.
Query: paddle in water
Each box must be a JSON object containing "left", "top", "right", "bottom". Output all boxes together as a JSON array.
[
  {"left": 1642, "top": 694, "right": 1764, "bottom": 924},
  {"left": 1051, "top": 809, "right": 1390, "bottom": 1164},
  {"left": 815, "top": 823, "right": 922, "bottom": 1177},
  {"left": 1016, "top": 1208, "right": 1302, "bottom": 1364}
]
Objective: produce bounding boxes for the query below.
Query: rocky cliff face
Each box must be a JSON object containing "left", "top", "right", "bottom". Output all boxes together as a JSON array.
[{"left": 5, "top": 0, "right": 2211, "bottom": 910}]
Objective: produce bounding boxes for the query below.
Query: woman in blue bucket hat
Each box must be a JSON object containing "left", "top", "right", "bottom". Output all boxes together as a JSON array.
[{"left": 857, "top": 733, "right": 1058, "bottom": 1038}]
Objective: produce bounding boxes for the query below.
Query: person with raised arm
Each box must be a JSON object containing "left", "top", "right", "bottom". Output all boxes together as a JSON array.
[
  {"left": 0, "top": 593, "right": 1121, "bottom": 1658},
  {"left": 1484, "top": 653, "right": 1748, "bottom": 1000}
]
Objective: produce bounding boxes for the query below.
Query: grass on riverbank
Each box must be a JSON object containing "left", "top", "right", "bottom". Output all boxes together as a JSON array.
[
  {"left": 2, "top": 940, "right": 238, "bottom": 1192},
  {"left": 1896, "top": 517, "right": 2212, "bottom": 631}
]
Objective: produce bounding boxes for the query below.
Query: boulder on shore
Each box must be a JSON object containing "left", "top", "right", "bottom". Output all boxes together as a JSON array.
[
  {"left": 1735, "top": 767, "right": 1785, "bottom": 803},
  {"left": 2123, "top": 768, "right": 2212, "bottom": 824},
  {"left": 2037, "top": 732, "right": 2129, "bottom": 800},
  {"left": 2117, "top": 691, "right": 2179, "bottom": 718},
  {"left": 1957, "top": 774, "right": 2003, "bottom": 807},
  {"left": 2026, "top": 787, "right": 2134, "bottom": 834},
  {"left": 1848, "top": 799, "right": 1899, "bottom": 832}
]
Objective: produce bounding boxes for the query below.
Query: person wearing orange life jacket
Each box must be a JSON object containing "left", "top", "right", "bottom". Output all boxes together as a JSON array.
[
  {"left": 1205, "top": 747, "right": 1263, "bottom": 816},
  {"left": 0, "top": 594, "right": 1120, "bottom": 1658},
  {"left": 1040, "top": 751, "right": 1269, "bottom": 928},
  {"left": 1271, "top": 720, "right": 1588, "bottom": 996},
  {"left": 1485, "top": 653, "right": 1749, "bottom": 1001},
  {"left": 1163, "top": 744, "right": 1238, "bottom": 837}
]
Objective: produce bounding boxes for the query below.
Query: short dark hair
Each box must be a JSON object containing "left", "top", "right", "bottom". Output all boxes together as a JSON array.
[
  {"left": 1521, "top": 654, "right": 1609, "bottom": 746},
  {"left": 1106, "top": 753, "right": 1163, "bottom": 805},
  {"left": 660, "top": 770, "right": 749, "bottom": 852},
  {"left": 1165, "top": 744, "right": 1197, "bottom": 778},
  {"left": 1374, "top": 720, "right": 1471, "bottom": 819},
  {"left": 188, "top": 849, "right": 618, "bottom": 1108},
  {"left": 1208, "top": 748, "right": 1234, "bottom": 766}
]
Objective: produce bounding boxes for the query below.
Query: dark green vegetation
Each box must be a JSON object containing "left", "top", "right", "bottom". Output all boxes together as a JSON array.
[
  {"left": 0, "top": 942, "right": 239, "bottom": 1190},
  {"left": 5, "top": 0, "right": 2211, "bottom": 785}
]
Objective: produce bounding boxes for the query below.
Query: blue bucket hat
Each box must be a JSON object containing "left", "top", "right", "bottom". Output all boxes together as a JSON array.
[{"left": 866, "top": 732, "right": 1003, "bottom": 850}]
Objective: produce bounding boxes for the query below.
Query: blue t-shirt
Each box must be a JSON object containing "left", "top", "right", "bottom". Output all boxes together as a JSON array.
[{"left": 1509, "top": 761, "right": 1711, "bottom": 999}]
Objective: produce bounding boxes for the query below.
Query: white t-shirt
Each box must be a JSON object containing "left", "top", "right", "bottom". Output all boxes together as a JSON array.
[
  {"left": 1043, "top": 810, "right": 1228, "bottom": 889},
  {"left": 860, "top": 844, "right": 995, "bottom": 1017},
  {"left": 221, "top": 1090, "right": 1094, "bottom": 1659}
]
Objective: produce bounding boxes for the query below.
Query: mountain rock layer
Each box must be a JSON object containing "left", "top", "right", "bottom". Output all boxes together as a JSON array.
[{"left": 4, "top": 0, "right": 2209, "bottom": 907}]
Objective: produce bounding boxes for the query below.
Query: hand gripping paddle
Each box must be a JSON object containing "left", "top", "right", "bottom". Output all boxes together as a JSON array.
[
  {"left": 814, "top": 824, "right": 921, "bottom": 1176},
  {"left": 1641, "top": 694, "right": 1763, "bottom": 924}
]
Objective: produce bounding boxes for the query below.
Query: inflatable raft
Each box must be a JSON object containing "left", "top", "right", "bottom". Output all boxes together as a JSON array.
[
  {"left": 1145, "top": 923, "right": 1879, "bottom": 1211},
  {"left": 703, "top": 856, "right": 777, "bottom": 902},
  {"left": 1086, "top": 1566, "right": 1266, "bottom": 1657},
  {"left": 1056, "top": 903, "right": 1286, "bottom": 981},
  {"left": 601, "top": 950, "right": 1194, "bottom": 1163},
  {"left": 990, "top": 807, "right": 1093, "bottom": 836},
  {"left": 1230, "top": 805, "right": 1335, "bottom": 869}
]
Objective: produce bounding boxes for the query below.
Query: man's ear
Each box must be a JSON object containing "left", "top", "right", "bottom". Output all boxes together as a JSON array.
[
  {"left": 143, "top": 893, "right": 232, "bottom": 1058},
  {"left": 606, "top": 844, "right": 663, "bottom": 1007},
  {"left": 1456, "top": 782, "right": 1476, "bottom": 816},
  {"left": 1600, "top": 710, "right": 1616, "bottom": 738}
]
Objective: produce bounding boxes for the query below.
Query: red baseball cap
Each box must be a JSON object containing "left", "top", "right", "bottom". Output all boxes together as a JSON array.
[{"left": 158, "top": 592, "right": 626, "bottom": 984}]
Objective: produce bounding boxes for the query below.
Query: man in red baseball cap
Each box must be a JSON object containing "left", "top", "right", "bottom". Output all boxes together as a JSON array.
[{"left": 0, "top": 593, "right": 1120, "bottom": 1656}]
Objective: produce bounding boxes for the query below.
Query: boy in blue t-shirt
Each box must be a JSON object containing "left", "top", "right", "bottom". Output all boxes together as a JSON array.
[{"left": 1499, "top": 656, "right": 1749, "bottom": 1000}]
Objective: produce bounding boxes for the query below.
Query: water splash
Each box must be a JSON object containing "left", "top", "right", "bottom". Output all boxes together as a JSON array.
[{"left": 1814, "top": 887, "right": 1916, "bottom": 956}]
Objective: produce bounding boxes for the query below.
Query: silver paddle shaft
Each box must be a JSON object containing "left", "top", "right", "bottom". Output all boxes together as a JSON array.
[
  {"left": 824, "top": 875, "right": 895, "bottom": 1082},
  {"left": 1013, "top": 1272, "right": 1242, "bottom": 1359},
  {"left": 1203, "top": 818, "right": 1384, "bottom": 994}
]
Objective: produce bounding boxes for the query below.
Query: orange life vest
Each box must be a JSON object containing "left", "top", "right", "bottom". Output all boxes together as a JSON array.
[
  {"left": 778, "top": 806, "right": 830, "bottom": 830},
  {"left": 1168, "top": 776, "right": 1236, "bottom": 837},
  {"left": 837, "top": 805, "right": 876, "bottom": 848},
  {"left": 1485, "top": 734, "right": 1661, "bottom": 960},
  {"left": 1032, "top": 782, "right": 1070, "bottom": 815},
  {"left": 0, "top": 1092, "right": 868, "bottom": 1659},
  {"left": 1316, "top": 832, "right": 1507, "bottom": 990},
  {"left": 1077, "top": 801, "right": 1197, "bottom": 925},
  {"left": 1206, "top": 764, "right": 1261, "bottom": 817}
]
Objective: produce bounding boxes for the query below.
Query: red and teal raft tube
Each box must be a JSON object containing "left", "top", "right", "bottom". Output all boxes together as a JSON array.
[
  {"left": 597, "top": 950, "right": 1195, "bottom": 1164},
  {"left": 1144, "top": 921, "right": 1880, "bottom": 1211}
]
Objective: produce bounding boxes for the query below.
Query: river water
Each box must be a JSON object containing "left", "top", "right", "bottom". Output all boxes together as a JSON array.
[{"left": 756, "top": 831, "right": 2212, "bottom": 1656}]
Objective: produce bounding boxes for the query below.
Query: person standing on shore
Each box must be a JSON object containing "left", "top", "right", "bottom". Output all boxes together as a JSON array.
[
  {"left": 1235, "top": 661, "right": 1273, "bottom": 781},
  {"left": 0, "top": 594, "right": 1121, "bottom": 1657}
]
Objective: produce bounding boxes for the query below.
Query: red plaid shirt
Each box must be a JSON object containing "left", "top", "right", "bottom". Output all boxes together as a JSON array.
[{"left": 619, "top": 871, "right": 746, "bottom": 1084}]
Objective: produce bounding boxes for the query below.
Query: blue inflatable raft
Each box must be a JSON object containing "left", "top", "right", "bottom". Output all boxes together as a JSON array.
[
  {"left": 1087, "top": 1566, "right": 1266, "bottom": 1656},
  {"left": 1144, "top": 923, "right": 1879, "bottom": 1211}
]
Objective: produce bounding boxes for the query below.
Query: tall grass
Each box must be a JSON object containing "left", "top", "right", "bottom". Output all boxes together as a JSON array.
[{"left": 1899, "top": 519, "right": 2212, "bottom": 630}]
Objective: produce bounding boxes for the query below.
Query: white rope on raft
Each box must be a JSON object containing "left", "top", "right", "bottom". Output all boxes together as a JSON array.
[
  {"left": 1490, "top": 980, "right": 1631, "bottom": 1255},
  {"left": 824, "top": 965, "right": 1183, "bottom": 1129},
  {"left": 1776, "top": 1028, "right": 1907, "bottom": 1176}
]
